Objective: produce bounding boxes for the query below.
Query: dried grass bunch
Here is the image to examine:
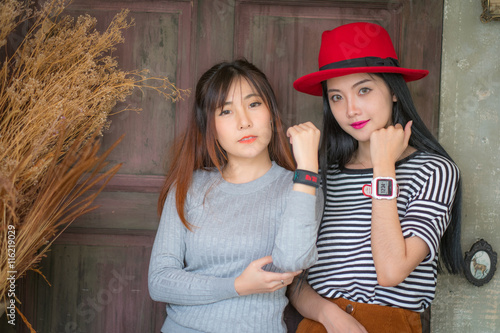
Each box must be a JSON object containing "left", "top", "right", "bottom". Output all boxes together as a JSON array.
[{"left": 0, "top": 0, "right": 185, "bottom": 326}]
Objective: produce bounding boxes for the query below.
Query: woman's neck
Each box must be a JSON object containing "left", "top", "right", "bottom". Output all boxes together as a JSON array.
[
  {"left": 346, "top": 142, "right": 372, "bottom": 169},
  {"left": 346, "top": 143, "right": 417, "bottom": 170},
  {"left": 222, "top": 155, "right": 273, "bottom": 184}
]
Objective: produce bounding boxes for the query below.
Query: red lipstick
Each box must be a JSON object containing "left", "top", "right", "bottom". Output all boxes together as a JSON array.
[
  {"left": 351, "top": 120, "right": 369, "bottom": 129},
  {"left": 238, "top": 136, "right": 257, "bottom": 143}
]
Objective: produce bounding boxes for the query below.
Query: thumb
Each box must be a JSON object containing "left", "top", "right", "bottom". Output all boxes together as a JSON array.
[
  {"left": 286, "top": 127, "right": 295, "bottom": 144},
  {"left": 404, "top": 120, "right": 413, "bottom": 144}
]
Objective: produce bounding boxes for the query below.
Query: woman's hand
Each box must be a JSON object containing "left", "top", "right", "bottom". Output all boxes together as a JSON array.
[
  {"left": 286, "top": 122, "right": 321, "bottom": 173},
  {"left": 234, "top": 256, "right": 302, "bottom": 296},
  {"left": 370, "top": 121, "right": 412, "bottom": 171}
]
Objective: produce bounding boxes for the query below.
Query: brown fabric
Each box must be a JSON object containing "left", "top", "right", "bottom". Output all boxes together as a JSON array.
[{"left": 296, "top": 298, "right": 422, "bottom": 333}]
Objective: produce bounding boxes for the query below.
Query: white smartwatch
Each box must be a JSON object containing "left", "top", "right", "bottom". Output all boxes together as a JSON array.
[{"left": 362, "top": 177, "right": 399, "bottom": 200}]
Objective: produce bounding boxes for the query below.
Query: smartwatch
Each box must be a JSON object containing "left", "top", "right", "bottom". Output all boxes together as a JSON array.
[{"left": 362, "top": 177, "right": 399, "bottom": 200}]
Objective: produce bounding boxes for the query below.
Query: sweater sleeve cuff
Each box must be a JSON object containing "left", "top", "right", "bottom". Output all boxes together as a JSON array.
[{"left": 214, "top": 276, "right": 240, "bottom": 299}]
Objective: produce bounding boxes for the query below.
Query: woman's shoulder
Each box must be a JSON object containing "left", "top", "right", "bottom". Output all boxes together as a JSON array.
[
  {"left": 190, "top": 168, "right": 220, "bottom": 191},
  {"left": 260, "top": 163, "right": 294, "bottom": 191},
  {"left": 399, "top": 151, "right": 459, "bottom": 175},
  {"left": 273, "top": 163, "right": 293, "bottom": 177},
  {"left": 192, "top": 167, "right": 218, "bottom": 178}
]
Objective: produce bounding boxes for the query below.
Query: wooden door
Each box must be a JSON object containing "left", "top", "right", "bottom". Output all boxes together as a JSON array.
[{"left": 5, "top": 1, "right": 443, "bottom": 332}]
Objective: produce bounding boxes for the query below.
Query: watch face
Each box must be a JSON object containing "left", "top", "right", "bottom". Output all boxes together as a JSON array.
[{"left": 377, "top": 179, "right": 392, "bottom": 196}]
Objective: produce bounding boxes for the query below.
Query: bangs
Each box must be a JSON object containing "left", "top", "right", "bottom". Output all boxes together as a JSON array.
[
  {"left": 212, "top": 72, "right": 270, "bottom": 112},
  {"left": 207, "top": 73, "right": 234, "bottom": 113}
]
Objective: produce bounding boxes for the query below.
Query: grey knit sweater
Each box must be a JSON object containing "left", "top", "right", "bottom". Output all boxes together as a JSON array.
[{"left": 148, "top": 162, "right": 322, "bottom": 332}]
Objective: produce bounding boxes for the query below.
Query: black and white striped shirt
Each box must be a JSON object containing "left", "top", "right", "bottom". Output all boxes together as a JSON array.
[{"left": 307, "top": 151, "right": 459, "bottom": 312}]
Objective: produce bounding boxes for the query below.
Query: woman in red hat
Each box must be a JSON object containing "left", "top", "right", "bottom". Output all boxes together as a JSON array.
[{"left": 288, "top": 22, "right": 463, "bottom": 333}]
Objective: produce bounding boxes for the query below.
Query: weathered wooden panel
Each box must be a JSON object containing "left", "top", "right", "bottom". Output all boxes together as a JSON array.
[
  {"left": 70, "top": 174, "right": 164, "bottom": 228},
  {"left": 65, "top": 0, "right": 193, "bottom": 177},
  {"left": 398, "top": 0, "right": 443, "bottom": 135},
  {"left": 72, "top": 191, "right": 160, "bottom": 230},
  {"left": 194, "top": 0, "right": 236, "bottom": 79},
  {"left": 30, "top": 230, "right": 165, "bottom": 333}
]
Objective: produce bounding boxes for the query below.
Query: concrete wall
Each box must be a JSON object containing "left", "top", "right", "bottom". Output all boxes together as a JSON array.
[{"left": 433, "top": 0, "right": 500, "bottom": 332}]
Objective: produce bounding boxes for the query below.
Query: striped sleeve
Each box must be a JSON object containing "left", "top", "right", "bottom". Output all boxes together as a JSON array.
[{"left": 400, "top": 155, "right": 460, "bottom": 263}]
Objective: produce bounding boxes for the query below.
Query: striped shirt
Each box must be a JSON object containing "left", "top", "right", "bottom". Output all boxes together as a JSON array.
[{"left": 307, "top": 151, "right": 459, "bottom": 312}]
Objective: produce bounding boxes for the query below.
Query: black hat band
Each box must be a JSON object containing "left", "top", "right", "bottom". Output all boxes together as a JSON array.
[{"left": 320, "top": 57, "right": 400, "bottom": 71}]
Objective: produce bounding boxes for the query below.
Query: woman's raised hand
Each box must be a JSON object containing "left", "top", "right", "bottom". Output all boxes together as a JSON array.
[
  {"left": 286, "top": 122, "right": 321, "bottom": 173},
  {"left": 370, "top": 121, "right": 412, "bottom": 170},
  {"left": 234, "top": 256, "right": 302, "bottom": 296}
]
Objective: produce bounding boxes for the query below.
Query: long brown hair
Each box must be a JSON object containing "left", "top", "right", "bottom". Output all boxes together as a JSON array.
[{"left": 158, "top": 59, "right": 295, "bottom": 230}]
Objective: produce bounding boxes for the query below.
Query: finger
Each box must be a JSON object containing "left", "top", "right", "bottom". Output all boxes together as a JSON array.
[
  {"left": 293, "top": 123, "right": 309, "bottom": 131},
  {"left": 253, "top": 256, "right": 273, "bottom": 269},
  {"left": 299, "top": 121, "right": 316, "bottom": 129},
  {"left": 283, "top": 275, "right": 296, "bottom": 286},
  {"left": 286, "top": 127, "right": 297, "bottom": 144},
  {"left": 277, "top": 270, "right": 303, "bottom": 281},
  {"left": 290, "top": 125, "right": 308, "bottom": 135},
  {"left": 393, "top": 123, "right": 403, "bottom": 130},
  {"left": 290, "top": 122, "right": 314, "bottom": 132},
  {"left": 277, "top": 277, "right": 295, "bottom": 289},
  {"left": 296, "top": 122, "right": 319, "bottom": 132},
  {"left": 404, "top": 120, "right": 413, "bottom": 144},
  {"left": 285, "top": 271, "right": 303, "bottom": 285},
  {"left": 263, "top": 271, "right": 294, "bottom": 285}
]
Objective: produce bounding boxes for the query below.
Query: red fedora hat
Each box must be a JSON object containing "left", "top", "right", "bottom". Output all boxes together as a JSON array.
[{"left": 294, "top": 22, "right": 429, "bottom": 96}]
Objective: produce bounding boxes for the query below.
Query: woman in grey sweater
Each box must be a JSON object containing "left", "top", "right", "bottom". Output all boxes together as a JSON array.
[{"left": 148, "top": 59, "right": 322, "bottom": 333}]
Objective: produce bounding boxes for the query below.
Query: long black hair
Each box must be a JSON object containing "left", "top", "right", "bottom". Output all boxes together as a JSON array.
[{"left": 318, "top": 72, "right": 464, "bottom": 274}]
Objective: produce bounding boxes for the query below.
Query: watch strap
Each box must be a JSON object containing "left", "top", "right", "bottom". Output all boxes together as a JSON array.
[
  {"left": 362, "top": 184, "right": 373, "bottom": 197},
  {"left": 293, "top": 169, "right": 320, "bottom": 188}
]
